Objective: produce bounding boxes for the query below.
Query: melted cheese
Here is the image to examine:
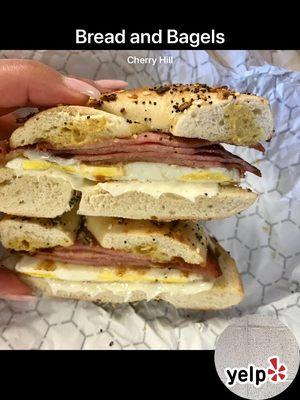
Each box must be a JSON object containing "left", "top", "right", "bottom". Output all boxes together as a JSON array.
[
  {"left": 95, "top": 181, "right": 219, "bottom": 201},
  {"left": 43, "top": 280, "right": 213, "bottom": 302}
]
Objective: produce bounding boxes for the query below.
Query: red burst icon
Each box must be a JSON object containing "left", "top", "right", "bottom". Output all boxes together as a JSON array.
[{"left": 267, "top": 356, "right": 287, "bottom": 383}]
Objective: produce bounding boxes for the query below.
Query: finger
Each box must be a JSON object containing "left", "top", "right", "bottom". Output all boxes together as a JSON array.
[
  {"left": 0, "top": 113, "right": 18, "bottom": 139},
  {"left": 95, "top": 79, "right": 128, "bottom": 92},
  {"left": 0, "top": 107, "right": 18, "bottom": 117},
  {"left": 67, "top": 75, "right": 128, "bottom": 92},
  {"left": 0, "top": 59, "right": 100, "bottom": 108},
  {"left": 0, "top": 268, "right": 34, "bottom": 301}
]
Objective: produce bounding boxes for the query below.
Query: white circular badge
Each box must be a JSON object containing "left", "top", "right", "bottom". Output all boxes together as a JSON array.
[{"left": 214, "top": 315, "right": 299, "bottom": 399}]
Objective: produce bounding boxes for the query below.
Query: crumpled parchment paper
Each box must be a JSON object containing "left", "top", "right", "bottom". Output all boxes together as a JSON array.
[{"left": 0, "top": 50, "right": 300, "bottom": 350}]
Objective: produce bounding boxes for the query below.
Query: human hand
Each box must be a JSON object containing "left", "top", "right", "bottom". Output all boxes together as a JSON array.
[
  {"left": 0, "top": 59, "right": 127, "bottom": 300},
  {"left": 0, "top": 59, "right": 127, "bottom": 139}
]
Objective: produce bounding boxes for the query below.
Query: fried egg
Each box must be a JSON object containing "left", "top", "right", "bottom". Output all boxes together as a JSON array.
[
  {"left": 16, "top": 256, "right": 208, "bottom": 284},
  {"left": 7, "top": 151, "right": 240, "bottom": 183}
]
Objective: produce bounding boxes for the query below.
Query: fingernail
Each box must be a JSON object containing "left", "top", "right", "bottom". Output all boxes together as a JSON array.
[
  {"left": 95, "top": 79, "right": 128, "bottom": 89},
  {"left": 63, "top": 77, "right": 101, "bottom": 99},
  {"left": 0, "top": 294, "right": 36, "bottom": 302}
]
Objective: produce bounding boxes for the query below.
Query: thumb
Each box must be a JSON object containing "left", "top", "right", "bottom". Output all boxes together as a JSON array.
[
  {"left": 0, "top": 268, "right": 34, "bottom": 301},
  {"left": 0, "top": 59, "right": 101, "bottom": 109}
]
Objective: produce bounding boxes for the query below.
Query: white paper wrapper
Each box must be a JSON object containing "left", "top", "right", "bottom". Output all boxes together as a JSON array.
[{"left": 0, "top": 50, "right": 300, "bottom": 350}]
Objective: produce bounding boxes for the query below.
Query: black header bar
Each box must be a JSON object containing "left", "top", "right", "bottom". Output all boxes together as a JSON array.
[{"left": 1, "top": 15, "right": 299, "bottom": 50}]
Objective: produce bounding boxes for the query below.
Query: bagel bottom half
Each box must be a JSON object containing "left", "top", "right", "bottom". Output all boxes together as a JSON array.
[
  {"left": 18, "top": 241, "right": 244, "bottom": 310},
  {"left": 79, "top": 184, "right": 257, "bottom": 221},
  {"left": 0, "top": 167, "right": 257, "bottom": 220}
]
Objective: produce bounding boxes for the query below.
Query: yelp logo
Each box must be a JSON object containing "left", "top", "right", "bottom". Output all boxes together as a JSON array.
[
  {"left": 267, "top": 356, "right": 287, "bottom": 383},
  {"left": 225, "top": 356, "right": 287, "bottom": 388}
]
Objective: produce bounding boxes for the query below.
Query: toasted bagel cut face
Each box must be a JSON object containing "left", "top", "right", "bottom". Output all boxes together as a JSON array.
[
  {"left": 85, "top": 217, "right": 207, "bottom": 265},
  {"left": 0, "top": 207, "right": 80, "bottom": 251},
  {"left": 10, "top": 106, "right": 147, "bottom": 149}
]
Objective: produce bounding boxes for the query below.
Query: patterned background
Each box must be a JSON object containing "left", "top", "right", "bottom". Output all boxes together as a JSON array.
[{"left": 0, "top": 50, "right": 300, "bottom": 349}]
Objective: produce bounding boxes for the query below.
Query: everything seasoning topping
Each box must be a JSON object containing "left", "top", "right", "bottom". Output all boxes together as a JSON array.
[
  {"left": 177, "top": 99, "right": 194, "bottom": 112},
  {"left": 128, "top": 93, "right": 138, "bottom": 99},
  {"left": 69, "top": 192, "right": 81, "bottom": 208},
  {"left": 149, "top": 85, "right": 171, "bottom": 95},
  {"left": 88, "top": 99, "right": 103, "bottom": 108},
  {"left": 101, "top": 93, "right": 118, "bottom": 102},
  {"left": 120, "top": 108, "right": 126, "bottom": 113},
  {"left": 145, "top": 83, "right": 237, "bottom": 101},
  {"left": 195, "top": 232, "right": 203, "bottom": 242},
  {"left": 209, "top": 85, "right": 236, "bottom": 100}
]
